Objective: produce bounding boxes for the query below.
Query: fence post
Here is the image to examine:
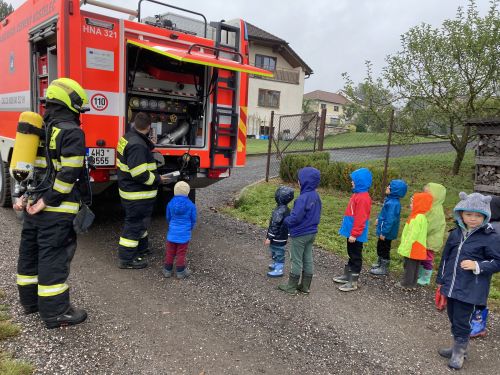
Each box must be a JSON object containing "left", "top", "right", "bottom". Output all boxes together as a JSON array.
[
  {"left": 265, "top": 111, "right": 275, "bottom": 182},
  {"left": 317, "top": 108, "right": 327, "bottom": 151},
  {"left": 381, "top": 108, "right": 394, "bottom": 199}
]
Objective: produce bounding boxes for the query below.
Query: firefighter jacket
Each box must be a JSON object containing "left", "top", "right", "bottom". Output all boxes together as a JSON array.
[
  {"left": 117, "top": 128, "right": 160, "bottom": 200},
  {"left": 36, "top": 118, "right": 87, "bottom": 215}
]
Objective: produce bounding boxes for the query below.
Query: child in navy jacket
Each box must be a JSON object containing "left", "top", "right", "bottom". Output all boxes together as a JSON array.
[
  {"left": 265, "top": 186, "right": 294, "bottom": 278},
  {"left": 370, "top": 179, "right": 408, "bottom": 276},
  {"left": 436, "top": 192, "right": 500, "bottom": 370},
  {"left": 278, "top": 167, "right": 321, "bottom": 295},
  {"left": 333, "top": 168, "right": 373, "bottom": 292}
]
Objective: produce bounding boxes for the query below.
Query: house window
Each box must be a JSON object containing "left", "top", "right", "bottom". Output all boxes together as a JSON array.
[
  {"left": 258, "top": 89, "right": 280, "bottom": 108},
  {"left": 320, "top": 103, "right": 326, "bottom": 110},
  {"left": 333, "top": 105, "right": 339, "bottom": 112},
  {"left": 255, "top": 54, "right": 277, "bottom": 71}
]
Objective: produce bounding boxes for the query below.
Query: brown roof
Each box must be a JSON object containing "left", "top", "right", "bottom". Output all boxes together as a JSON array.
[
  {"left": 304, "top": 90, "right": 348, "bottom": 105},
  {"left": 245, "top": 22, "right": 313, "bottom": 75}
]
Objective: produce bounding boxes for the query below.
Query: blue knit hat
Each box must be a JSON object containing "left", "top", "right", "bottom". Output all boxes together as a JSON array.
[{"left": 454, "top": 192, "right": 492, "bottom": 225}]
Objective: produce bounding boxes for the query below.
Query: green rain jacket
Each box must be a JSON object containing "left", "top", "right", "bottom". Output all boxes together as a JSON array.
[{"left": 425, "top": 183, "right": 447, "bottom": 251}]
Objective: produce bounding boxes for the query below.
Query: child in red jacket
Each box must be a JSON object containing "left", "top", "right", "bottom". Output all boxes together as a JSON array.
[{"left": 333, "top": 168, "right": 372, "bottom": 292}]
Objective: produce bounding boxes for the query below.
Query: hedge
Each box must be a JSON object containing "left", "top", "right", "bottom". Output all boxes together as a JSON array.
[{"left": 279, "top": 152, "right": 397, "bottom": 196}]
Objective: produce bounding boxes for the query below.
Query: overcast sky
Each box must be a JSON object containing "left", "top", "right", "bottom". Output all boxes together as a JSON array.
[{"left": 10, "top": 0, "right": 494, "bottom": 93}]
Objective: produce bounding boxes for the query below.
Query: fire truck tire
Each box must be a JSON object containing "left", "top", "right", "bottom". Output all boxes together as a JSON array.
[{"left": 0, "top": 154, "right": 13, "bottom": 207}]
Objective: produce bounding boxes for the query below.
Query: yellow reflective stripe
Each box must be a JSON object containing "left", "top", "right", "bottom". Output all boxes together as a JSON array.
[
  {"left": 51, "top": 159, "right": 62, "bottom": 171},
  {"left": 117, "top": 159, "right": 130, "bottom": 172},
  {"left": 49, "top": 127, "right": 61, "bottom": 150},
  {"left": 117, "top": 137, "right": 128, "bottom": 155},
  {"left": 141, "top": 231, "right": 148, "bottom": 238},
  {"left": 38, "top": 283, "right": 69, "bottom": 297},
  {"left": 53, "top": 178, "right": 74, "bottom": 194},
  {"left": 144, "top": 172, "right": 155, "bottom": 186},
  {"left": 119, "top": 188, "right": 158, "bottom": 200},
  {"left": 147, "top": 162, "right": 157, "bottom": 171},
  {"left": 44, "top": 201, "right": 80, "bottom": 214},
  {"left": 61, "top": 155, "right": 84, "bottom": 167},
  {"left": 16, "top": 274, "right": 38, "bottom": 286},
  {"left": 119, "top": 237, "right": 139, "bottom": 248},
  {"left": 35, "top": 157, "right": 47, "bottom": 168},
  {"left": 129, "top": 163, "right": 148, "bottom": 177}
]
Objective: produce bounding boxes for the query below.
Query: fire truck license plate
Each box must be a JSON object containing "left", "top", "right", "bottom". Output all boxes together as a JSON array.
[{"left": 87, "top": 148, "right": 115, "bottom": 167}]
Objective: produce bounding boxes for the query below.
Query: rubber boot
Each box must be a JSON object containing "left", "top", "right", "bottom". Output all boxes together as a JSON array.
[
  {"left": 278, "top": 273, "right": 300, "bottom": 295},
  {"left": 297, "top": 273, "right": 313, "bottom": 294},
  {"left": 267, "top": 263, "right": 284, "bottom": 278},
  {"left": 448, "top": 337, "right": 469, "bottom": 370},
  {"left": 333, "top": 265, "right": 350, "bottom": 284},
  {"left": 470, "top": 308, "right": 488, "bottom": 338},
  {"left": 370, "top": 259, "right": 390, "bottom": 276},
  {"left": 162, "top": 266, "right": 173, "bottom": 278},
  {"left": 44, "top": 305, "right": 87, "bottom": 329},
  {"left": 438, "top": 346, "right": 468, "bottom": 360},
  {"left": 371, "top": 257, "right": 381, "bottom": 269},
  {"left": 268, "top": 262, "right": 276, "bottom": 271},
  {"left": 176, "top": 268, "right": 191, "bottom": 279},
  {"left": 417, "top": 268, "right": 433, "bottom": 286},
  {"left": 338, "top": 273, "right": 359, "bottom": 292},
  {"left": 119, "top": 257, "right": 148, "bottom": 269}
]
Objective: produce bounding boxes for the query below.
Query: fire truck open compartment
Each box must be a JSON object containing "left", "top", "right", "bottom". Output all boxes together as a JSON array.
[{"left": 126, "top": 43, "right": 208, "bottom": 149}]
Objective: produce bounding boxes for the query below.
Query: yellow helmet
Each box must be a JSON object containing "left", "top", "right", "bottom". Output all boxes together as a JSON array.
[{"left": 45, "top": 78, "right": 89, "bottom": 113}]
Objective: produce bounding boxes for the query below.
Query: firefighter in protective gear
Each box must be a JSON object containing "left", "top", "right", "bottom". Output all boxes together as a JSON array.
[
  {"left": 14, "top": 78, "right": 90, "bottom": 329},
  {"left": 117, "top": 112, "right": 165, "bottom": 269}
]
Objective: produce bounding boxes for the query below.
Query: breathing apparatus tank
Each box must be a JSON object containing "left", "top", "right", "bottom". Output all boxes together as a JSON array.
[{"left": 9, "top": 111, "right": 44, "bottom": 183}]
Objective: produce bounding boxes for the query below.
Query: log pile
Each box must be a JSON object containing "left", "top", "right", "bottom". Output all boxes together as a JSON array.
[
  {"left": 478, "top": 134, "right": 500, "bottom": 156},
  {"left": 476, "top": 165, "right": 500, "bottom": 187}
]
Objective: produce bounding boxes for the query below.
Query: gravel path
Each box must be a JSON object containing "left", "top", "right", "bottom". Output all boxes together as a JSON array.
[{"left": 1, "top": 149, "right": 499, "bottom": 374}]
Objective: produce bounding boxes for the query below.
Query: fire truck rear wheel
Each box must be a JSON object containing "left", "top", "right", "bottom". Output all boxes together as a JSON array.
[{"left": 0, "top": 153, "right": 13, "bottom": 207}]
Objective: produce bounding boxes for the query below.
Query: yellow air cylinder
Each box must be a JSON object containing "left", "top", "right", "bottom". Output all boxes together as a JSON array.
[{"left": 9, "top": 111, "right": 44, "bottom": 183}]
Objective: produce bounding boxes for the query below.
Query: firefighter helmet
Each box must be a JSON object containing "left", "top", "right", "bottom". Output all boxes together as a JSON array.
[{"left": 45, "top": 78, "right": 89, "bottom": 113}]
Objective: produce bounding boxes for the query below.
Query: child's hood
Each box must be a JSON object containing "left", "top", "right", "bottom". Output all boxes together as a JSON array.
[
  {"left": 275, "top": 186, "right": 295, "bottom": 205},
  {"left": 426, "top": 182, "right": 446, "bottom": 207},
  {"left": 298, "top": 167, "right": 320, "bottom": 193},
  {"left": 407, "top": 192, "right": 433, "bottom": 222},
  {"left": 453, "top": 192, "right": 492, "bottom": 229},
  {"left": 389, "top": 179, "right": 407, "bottom": 199},
  {"left": 170, "top": 195, "right": 192, "bottom": 215},
  {"left": 351, "top": 168, "right": 372, "bottom": 193},
  {"left": 490, "top": 195, "right": 500, "bottom": 222}
]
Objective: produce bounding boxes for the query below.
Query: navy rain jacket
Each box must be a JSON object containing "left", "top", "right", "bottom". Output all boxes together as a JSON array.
[{"left": 266, "top": 186, "right": 294, "bottom": 246}]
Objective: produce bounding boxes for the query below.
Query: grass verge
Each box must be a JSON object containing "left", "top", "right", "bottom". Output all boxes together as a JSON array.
[
  {"left": 0, "top": 290, "right": 34, "bottom": 374},
  {"left": 225, "top": 151, "right": 500, "bottom": 308}
]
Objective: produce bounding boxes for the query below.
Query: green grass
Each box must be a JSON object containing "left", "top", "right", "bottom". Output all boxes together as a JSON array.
[
  {"left": 0, "top": 290, "right": 34, "bottom": 375},
  {"left": 226, "top": 151, "right": 500, "bottom": 308},
  {"left": 246, "top": 132, "right": 440, "bottom": 154}
]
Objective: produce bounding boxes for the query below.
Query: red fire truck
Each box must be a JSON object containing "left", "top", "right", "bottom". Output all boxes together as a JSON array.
[{"left": 0, "top": 0, "right": 272, "bottom": 206}]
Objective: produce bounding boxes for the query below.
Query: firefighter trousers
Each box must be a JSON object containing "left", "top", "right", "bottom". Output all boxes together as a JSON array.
[
  {"left": 118, "top": 198, "right": 154, "bottom": 262},
  {"left": 17, "top": 211, "right": 77, "bottom": 319}
]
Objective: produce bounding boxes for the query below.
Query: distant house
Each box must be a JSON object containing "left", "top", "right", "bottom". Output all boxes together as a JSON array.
[
  {"left": 303, "top": 90, "right": 349, "bottom": 126},
  {"left": 244, "top": 22, "right": 313, "bottom": 138}
]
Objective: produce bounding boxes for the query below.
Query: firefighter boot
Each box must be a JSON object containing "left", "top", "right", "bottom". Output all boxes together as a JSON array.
[
  {"left": 44, "top": 305, "right": 87, "bottom": 329},
  {"left": 278, "top": 273, "right": 300, "bottom": 295},
  {"left": 370, "top": 259, "right": 390, "bottom": 276},
  {"left": 333, "top": 265, "right": 350, "bottom": 284},
  {"left": 119, "top": 257, "right": 148, "bottom": 269},
  {"left": 448, "top": 337, "right": 469, "bottom": 370},
  {"left": 23, "top": 305, "right": 39, "bottom": 315},
  {"left": 338, "top": 273, "right": 359, "bottom": 292},
  {"left": 297, "top": 273, "right": 313, "bottom": 294},
  {"left": 470, "top": 308, "right": 488, "bottom": 338},
  {"left": 267, "top": 263, "right": 284, "bottom": 278}
]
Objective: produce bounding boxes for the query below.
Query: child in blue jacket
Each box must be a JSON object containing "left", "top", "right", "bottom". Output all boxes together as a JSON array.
[
  {"left": 278, "top": 167, "right": 321, "bottom": 295},
  {"left": 370, "top": 179, "right": 407, "bottom": 276},
  {"left": 162, "top": 181, "right": 197, "bottom": 279},
  {"left": 436, "top": 192, "right": 500, "bottom": 370}
]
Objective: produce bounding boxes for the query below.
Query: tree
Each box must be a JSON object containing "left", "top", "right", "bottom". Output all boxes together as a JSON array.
[
  {"left": 384, "top": 0, "right": 500, "bottom": 174},
  {"left": 342, "top": 61, "right": 394, "bottom": 133},
  {"left": 302, "top": 98, "right": 315, "bottom": 113},
  {"left": 0, "top": 1, "right": 13, "bottom": 21}
]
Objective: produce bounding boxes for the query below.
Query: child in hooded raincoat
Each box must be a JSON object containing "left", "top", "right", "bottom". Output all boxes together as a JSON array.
[
  {"left": 436, "top": 192, "right": 500, "bottom": 370},
  {"left": 370, "top": 179, "right": 408, "bottom": 276},
  {"left": 397, "top": 192, "right": 433, "bottom": 289},
  {"left": 278, "top": 167, "right": 321, "bottom": 295},
  {"left": 162, "top": 181, "right": 197, "bottom": 279},
  {"left": 469, "top": 194, "right": 500, "bottom": 338},
  {"left": 333, "top": 168, "right": 373, "bottom": 292},
  {"left": 418, "top": 183, "right": 447, "bottom": 285},
  {"left": 265, "top": 186, "right": 295, "bottom": 278}
]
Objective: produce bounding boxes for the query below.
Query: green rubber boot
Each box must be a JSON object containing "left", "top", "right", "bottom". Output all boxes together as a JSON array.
[
  {"left": 297, "top": 273, "right": 313, "bottom": 294},
  {"left": 278, "top": 273, "right": 300, "bottom": 295}
]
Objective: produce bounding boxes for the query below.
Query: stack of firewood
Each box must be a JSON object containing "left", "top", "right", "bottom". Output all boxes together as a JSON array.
[
  {"left": 478, "top": 134, "right": 500, "bottom": 156},
  {"left": 476, "top": 165, "right": 500, "bottom": 186}
]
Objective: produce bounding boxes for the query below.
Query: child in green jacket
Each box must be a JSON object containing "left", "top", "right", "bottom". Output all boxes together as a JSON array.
[
  {"left": 418, "top": 183, "right": 447, "bottom": 285},
  {"left": 397, "top": 192, "right": 433, "bottom": 289}
]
